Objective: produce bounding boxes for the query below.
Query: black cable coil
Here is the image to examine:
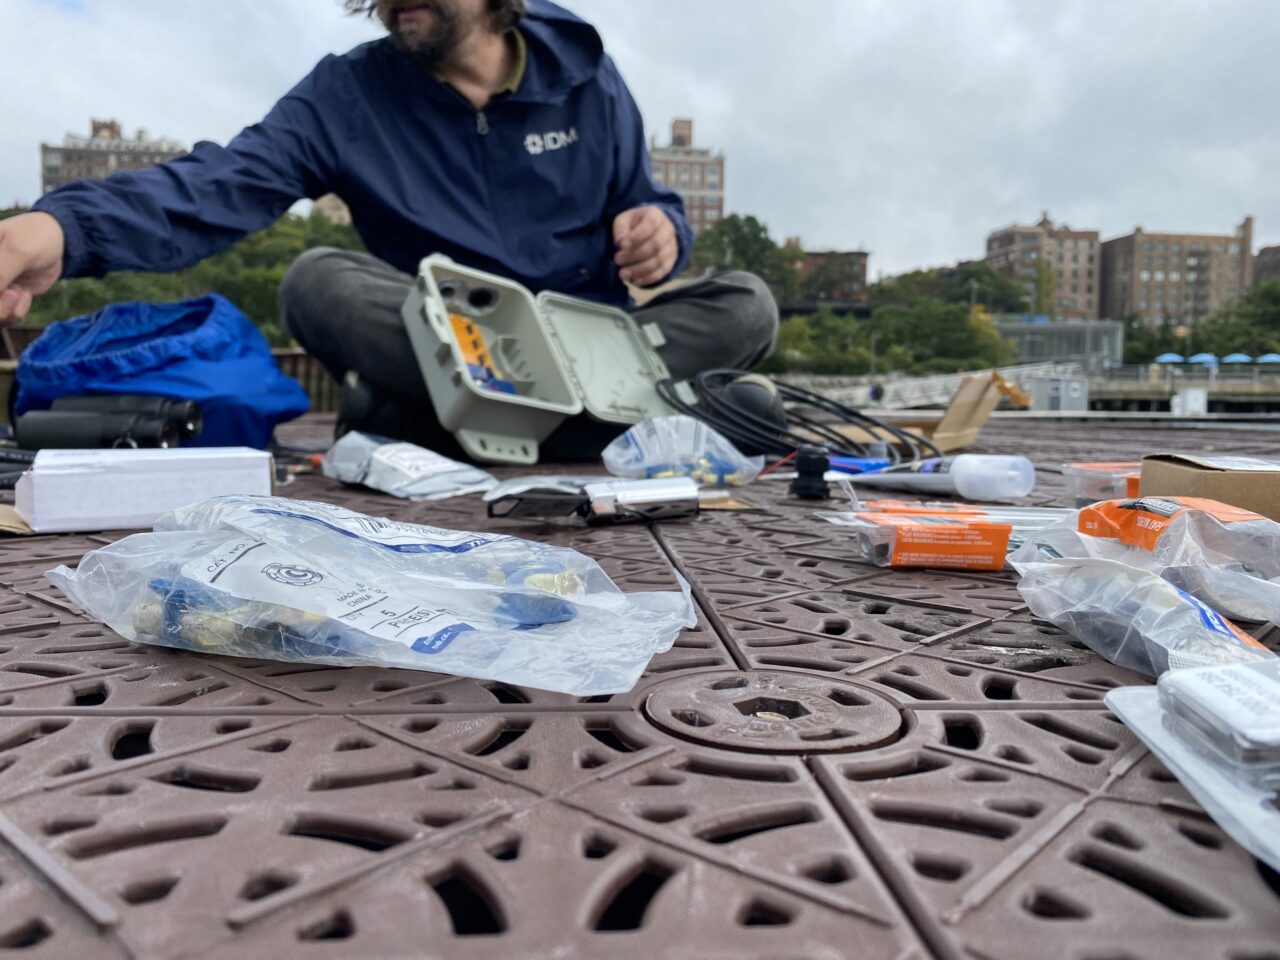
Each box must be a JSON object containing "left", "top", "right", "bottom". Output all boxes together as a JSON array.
[{"left": 655, "top": 369, "right": 941, "bottom": 464}]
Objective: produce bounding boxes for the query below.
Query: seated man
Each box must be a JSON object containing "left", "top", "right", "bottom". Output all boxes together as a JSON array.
[{"left": 0, "top": 0, "right": 778, "bottom": 458}]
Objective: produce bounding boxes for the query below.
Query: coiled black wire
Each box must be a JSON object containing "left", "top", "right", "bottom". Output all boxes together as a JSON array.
[{"left": 655, "top": 369, "right": 941, "bottom": 464}]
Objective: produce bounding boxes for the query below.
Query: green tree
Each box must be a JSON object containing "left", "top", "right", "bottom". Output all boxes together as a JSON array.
[
  {"left": 691, "top": 214, "right": 801, "bottom": 303},
  {"left": 1032, "top": 259, "right": 1058, "bottom": 316},
  {"left": 869, "top": 261, "right": 1026, "bottom": 314},
  {"left": 1121, "top": 278, "right": 1280, "bottom": 362},
  {"left": 870, "top": 298, "right": 1013, "bottom": 374},
  {"left": 1191, "top": 278, "right": 1280, "bottom": 357},
  {"left": 1122, "top": 314, "right": 1177, "bottom": 363}
]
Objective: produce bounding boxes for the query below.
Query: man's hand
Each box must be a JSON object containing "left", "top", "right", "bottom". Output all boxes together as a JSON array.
[
  {"left": 0, "top": 212, "right": 65, "bottom": 324},
  {"left": 613, "top": 205, "right": 677, "bottom": 288}
]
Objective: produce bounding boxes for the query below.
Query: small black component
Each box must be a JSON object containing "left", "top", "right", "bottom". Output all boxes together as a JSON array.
[
  {"left": 789, "top": 445, "right": 831, "bottom": 500},
  {"left": 486, "top": 491, "right": 589, "bottom": 520}
]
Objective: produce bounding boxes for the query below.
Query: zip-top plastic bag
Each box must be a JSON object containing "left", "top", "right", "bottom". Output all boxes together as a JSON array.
[
  {"left": 1010, "top": 549, "right": 1273, "bottom": 677},
  {"left": 602, "top": 415, "right": 763, "bottom": 486},
  {"left": 322, "top": 431, "right": 495, "bottom": 501},
  {"left": 1014, "top": 496, "right": 1280, "bottom": 624},
  {"left": 47, "top": 496, "right": 695, "bottom": 695}
]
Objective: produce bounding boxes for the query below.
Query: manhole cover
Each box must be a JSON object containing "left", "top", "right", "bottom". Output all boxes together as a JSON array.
[{"left": 644, "top": 670, "right": 904, "bottom": 754}]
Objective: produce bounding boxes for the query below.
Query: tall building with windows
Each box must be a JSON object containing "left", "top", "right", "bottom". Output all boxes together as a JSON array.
[
  {"left": 1100, "top": 217, "right": 1254, "bottom": 326},
  {"left": 313, "top": 194, "right": 352, "bottom": 226},
  {"left": 41, "top": 119, "right": 186, "bottom": 194},
  {"left": 648, "top": 119, "right": 724, "bottom": 235},
  {"left": 985, "top": 213, "right": 1100, "bottom": 320},
  {"left": 1255, "top": 244, "right": 1280, "bottom": 289}
]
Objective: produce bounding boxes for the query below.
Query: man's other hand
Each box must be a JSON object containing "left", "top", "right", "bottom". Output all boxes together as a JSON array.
[
  {"left": 0, "top": 213, "right": 65, "bottom": 324},
  {"left": 613, "top": 205, "right": 677, "bottom": 288}
]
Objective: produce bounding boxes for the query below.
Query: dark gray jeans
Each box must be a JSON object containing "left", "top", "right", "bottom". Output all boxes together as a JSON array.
[{"left": 279, "top": 248, "right": 779, "bottom": 459}]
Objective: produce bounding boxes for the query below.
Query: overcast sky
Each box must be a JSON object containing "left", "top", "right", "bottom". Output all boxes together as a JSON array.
[{"left": 4, "top": 0, "right": 1278, "bottom": 276}]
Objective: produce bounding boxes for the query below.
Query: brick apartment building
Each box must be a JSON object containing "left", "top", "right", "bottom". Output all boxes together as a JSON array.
[
  {"left": 985, "top": 213, "right": 1100, "bottom": 320},
  {"left": 648, "top": 119, "right": 724, "bottom": 235},
  {"left": 313, "top": 194, "right": 353, "bottom": 226},
  {"left": 41, "top": 119, "right": 186, "bottom": 194},
  {"left": 1255, "top": 244, "right": 1280, "bottom": 289},
  {"left": 784, "top": 238, "right": 869, "bottom": 306},
  {"left": 1099, "top": 217, "right": 1253, "bottom": 326}
]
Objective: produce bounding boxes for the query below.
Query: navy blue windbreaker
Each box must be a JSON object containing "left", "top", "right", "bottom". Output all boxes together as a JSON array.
[{"left": 32, "top": 0, "right": 692, "bottom": 307}]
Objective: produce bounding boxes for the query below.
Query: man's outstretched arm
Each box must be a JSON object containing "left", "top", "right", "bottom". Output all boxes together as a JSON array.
[{"left": 0, "top": 63, "right": 342, "bottom": 323}]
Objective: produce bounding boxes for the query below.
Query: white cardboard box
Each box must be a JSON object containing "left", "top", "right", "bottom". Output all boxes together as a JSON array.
[{"left": 14, "top": 448, "right": 274, "bottom": 533}]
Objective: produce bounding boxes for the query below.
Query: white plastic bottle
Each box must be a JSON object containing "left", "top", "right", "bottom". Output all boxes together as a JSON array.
[{"left": 848, "top": 455, "right": 1036, "bottom": 501}]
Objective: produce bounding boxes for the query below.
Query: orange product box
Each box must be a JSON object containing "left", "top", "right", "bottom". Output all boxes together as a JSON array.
[
  {"left": 1079, "top": 496, "right": 1264, "bottom": 552},
  {"left": 856, "top": 513, "right": 1012, "bottom": 571}
]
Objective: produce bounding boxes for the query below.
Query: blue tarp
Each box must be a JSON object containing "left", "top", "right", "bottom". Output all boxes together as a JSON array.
[{"left": 16, "top": 294, "right": 310, "bottom": 449}]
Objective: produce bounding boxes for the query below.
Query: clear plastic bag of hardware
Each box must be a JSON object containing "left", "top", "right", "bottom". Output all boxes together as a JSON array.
[
  {"left": 46, "top": 495, "right": 695, "bottom": 695},
  {"left": 1017, "top": 497, "right": 1280, "bottom": 624},
  {"left": 602, "top": 415, "right": 763, "bottom": 487},
  {"left": 1010, "top": 549, "right": 1274, "bottom": 677},
  {"left": 322, "top": 431, "right": 495, "bottom": 501}
]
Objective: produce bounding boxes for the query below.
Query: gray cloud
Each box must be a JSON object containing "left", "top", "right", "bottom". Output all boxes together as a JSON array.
[{"left": 6, "top": 0, "right": 1278, "bottom": 275}]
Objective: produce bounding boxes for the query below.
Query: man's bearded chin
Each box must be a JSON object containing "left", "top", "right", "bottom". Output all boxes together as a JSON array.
[{"left": 386, "top": 1, "right": 465, "bottom": 70}]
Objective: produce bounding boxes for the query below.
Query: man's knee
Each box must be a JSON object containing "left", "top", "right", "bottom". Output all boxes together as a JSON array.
[
  {"left": 716, "top": 270, "right": 780, "bottom": 359},
  {"left": 278, "top": 247, "right": 346, "bottom": 341}
]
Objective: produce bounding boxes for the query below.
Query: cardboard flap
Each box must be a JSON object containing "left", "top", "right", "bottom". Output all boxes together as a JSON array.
[
  {"left": 929, "top": 373, "right": 1002, "bottom": 451},
  {"left": 1143, "top": 453, "right": 1280, "bottom": 473},
  {"left": 0, "top": 505, "right": 32, "bottom": 536},
  {"left": 832, "top": 372, "right": 1001, "bottom": 453}
]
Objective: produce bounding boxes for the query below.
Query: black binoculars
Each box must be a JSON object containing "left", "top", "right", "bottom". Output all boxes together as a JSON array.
[{"left": 14, "top": 395, "right": 203, "bottom": 451}]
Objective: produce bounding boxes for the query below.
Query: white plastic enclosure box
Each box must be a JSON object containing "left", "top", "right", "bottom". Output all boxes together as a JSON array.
[{"left": 401, "top": 255, "right": 689, "bottom": 464}]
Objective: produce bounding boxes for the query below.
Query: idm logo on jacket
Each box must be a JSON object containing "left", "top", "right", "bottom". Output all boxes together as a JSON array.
[{"left": 524, "top": 127, "right": 579, "bottom": 155}]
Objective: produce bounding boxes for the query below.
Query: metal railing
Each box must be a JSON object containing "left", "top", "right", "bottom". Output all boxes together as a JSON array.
[
  {"left": 1096, "top": 363, "right": 1280, "bottom": 385},
  {"left": 781, "top": 361, "right": 1084, "bottom": 409},
  {"left": 273, "top": 349, "right": 340, "bottom": 413}
]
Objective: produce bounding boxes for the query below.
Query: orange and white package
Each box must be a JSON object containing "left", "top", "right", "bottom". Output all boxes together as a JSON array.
[
  {"left": 1078, "top": 497, "right": 1278, "bottom": 568},
  {"left": 1013, "top": 497, "right": 1280, "bottom": 624},
  {"left": 861, "top": 500, "right": 1072, "bottom": 527},
  {"left": 817, "top": 511, "right": 1014, "bottom": 571}
]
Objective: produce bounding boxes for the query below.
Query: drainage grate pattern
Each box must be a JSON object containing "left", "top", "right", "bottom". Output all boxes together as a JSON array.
[{"left": 0, "top": 418, "right": 1274, "bottom": 957}]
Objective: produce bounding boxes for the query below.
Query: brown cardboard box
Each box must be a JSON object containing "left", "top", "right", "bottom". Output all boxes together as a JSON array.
[{"left": 1140, "top": 453, "right": 1280, "bottom": 521}]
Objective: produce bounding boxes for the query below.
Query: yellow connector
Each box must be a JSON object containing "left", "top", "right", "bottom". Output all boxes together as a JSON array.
[{"left": 450, "top": 314, "right": 497, "bottom": 371}]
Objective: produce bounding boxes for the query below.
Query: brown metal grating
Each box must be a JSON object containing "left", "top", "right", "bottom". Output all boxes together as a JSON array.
[{"left": 0, "top": 417, "right": 1274, "bottom": 958}]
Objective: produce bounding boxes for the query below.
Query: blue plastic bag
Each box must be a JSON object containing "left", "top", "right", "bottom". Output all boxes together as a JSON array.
[{"left": 16, "top": 294, "right": 309, "bottom": 449}]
